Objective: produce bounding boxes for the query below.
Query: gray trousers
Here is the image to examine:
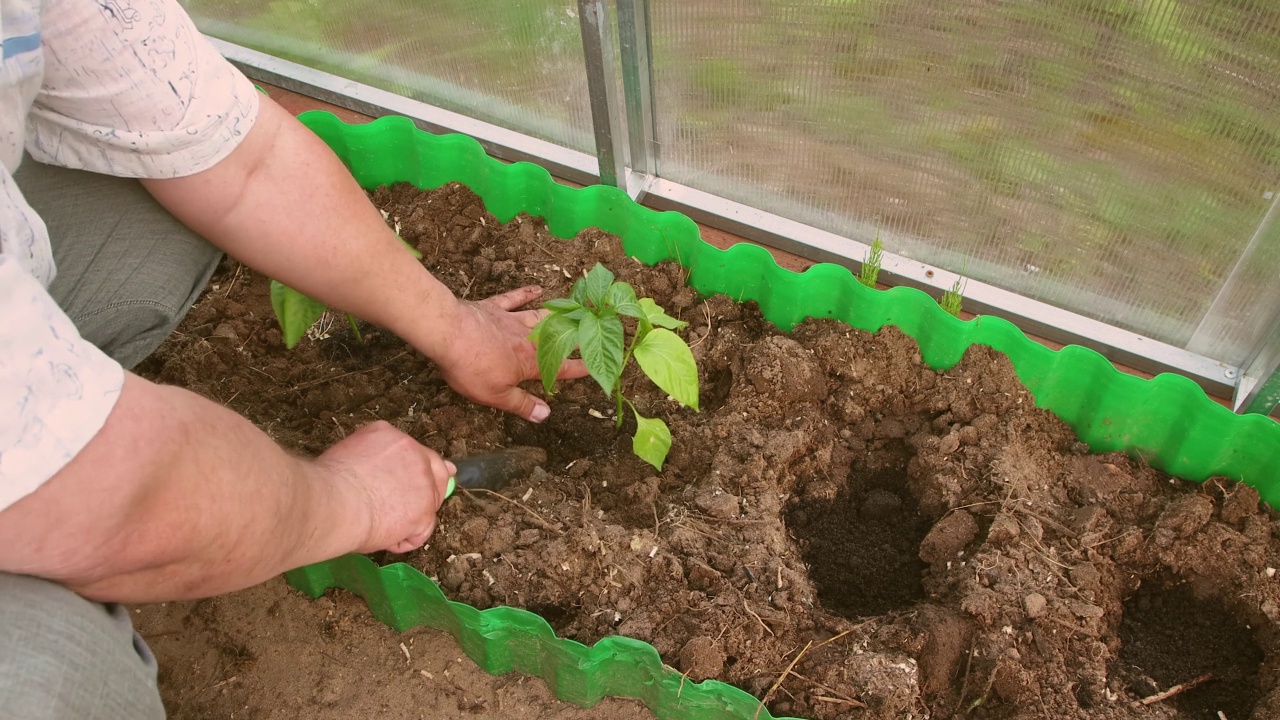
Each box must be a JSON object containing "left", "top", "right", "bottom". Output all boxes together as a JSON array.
[{"left": 1, "top": 159, "right": 221, "bottom": 719}]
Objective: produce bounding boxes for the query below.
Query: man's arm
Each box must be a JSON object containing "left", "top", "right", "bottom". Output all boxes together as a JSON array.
[
  {"left": 0, "top": 374, "right": 452, "bottom": 603},
  {"left": 30, "top": 0, "right": 583, "bottom": 415},
  {"left": 142, "top": 98, "right": 583, "bottom": 422}
]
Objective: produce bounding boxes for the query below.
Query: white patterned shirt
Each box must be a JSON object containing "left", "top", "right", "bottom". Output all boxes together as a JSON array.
[{"left": 0, "top": 0, "right": 259, "bottom": 511}]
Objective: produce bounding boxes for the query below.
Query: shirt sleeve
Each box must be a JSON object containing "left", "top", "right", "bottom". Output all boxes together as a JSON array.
[
  {"left": 24, "top": 0, "right": 260, "bottom": 179},
  {"left": 0, "top": 256, "right": 124, "bottom": 512}
]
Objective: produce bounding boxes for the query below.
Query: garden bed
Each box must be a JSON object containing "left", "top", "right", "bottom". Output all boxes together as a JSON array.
[{"left": 138, "top": 176, "right": 1280, "bottom": 720}]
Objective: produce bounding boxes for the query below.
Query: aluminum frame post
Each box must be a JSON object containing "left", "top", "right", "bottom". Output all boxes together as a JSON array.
[
  {"left": 1235, "top": 314, "right": 1280, "bottom": 416},
  {"left": 577, "top": 0, "right": 627, "bottom": 189},
  {"left": 617, "top": 0, "right": 658, "bottom": 201}
]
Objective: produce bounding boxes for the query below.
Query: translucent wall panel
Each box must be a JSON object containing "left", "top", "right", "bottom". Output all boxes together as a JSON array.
[
  {"left": 649, "top": 0, "right": 1280, "bottom": 363},
  {"left": 1187, "top": 194, "right": 1280, "bottom": 364},
  {"left": 183, "top": 0, "right": 595, "bottom": 155}
]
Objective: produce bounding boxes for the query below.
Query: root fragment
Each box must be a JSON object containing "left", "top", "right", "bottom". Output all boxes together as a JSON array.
[
  {"left": 465, "top": 488, "right": 565, "bottom": 536},
  {"left": 754, "top": 640, "right": 812, "bottom": 720},
  {"left": 742, "top": 598, "right": 775, "bottom": 637},
  {"left": 1131, "top": 673, "right": 1213, "bottom": 708}
]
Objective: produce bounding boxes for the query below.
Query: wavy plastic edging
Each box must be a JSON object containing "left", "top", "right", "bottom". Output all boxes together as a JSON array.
[{"left": 284, "top": 111, "right": 1280, "bottom": 720}]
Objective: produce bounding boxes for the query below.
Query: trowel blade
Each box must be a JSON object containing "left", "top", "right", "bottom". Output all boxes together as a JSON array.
[{"left": 451, "top": 446, "right": 547, "bottom": 492}]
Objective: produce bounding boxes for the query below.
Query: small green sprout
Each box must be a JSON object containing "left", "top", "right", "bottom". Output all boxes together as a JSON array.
[
  {"left": 858, "top": 233, "right": 884, "bottom": 289},
  {"left": 940, "top": 276, "right": 967, "bottom": 317},
  {"left": 531, "top": 263, "right": 700, "bottom": 470},
  {"left": 270, "top": 235, "right": 421, "bottom": 348}
]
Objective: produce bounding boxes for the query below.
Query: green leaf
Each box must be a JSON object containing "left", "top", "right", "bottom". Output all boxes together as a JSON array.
[
  {"left": 570, "top": 277, "right": 588, "bottom": 305},
  {"left": 583, "top": 263, "right": 615, "bottom": 308},
  {"left": 638, "top": 297, "right": 687, "bottom": 329},
  {"left": 578, "top": 312, "right": 625, "bottom": 396},
  {"left": 632, "top": 410, "right": 672, "bottom": 470},
  {"left": 269, "top": 280, "right": 328, "bottom": 349},
  {"left": 607, "top": 282, "right": 643, "bottom": 317},
  {"left": 633, "top": 328, "right": 701, "bottom": 410},
  {"left": 532, "top": 313, "right": 580, "bottom": 394},
  {"left": 544, "top": 298, "right": 582, "bottom": 312}
]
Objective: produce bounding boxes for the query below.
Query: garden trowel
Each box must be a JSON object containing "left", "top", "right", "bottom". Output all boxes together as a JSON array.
[{"left": 443, "top": 446, "right": 547, "bottom": 499}]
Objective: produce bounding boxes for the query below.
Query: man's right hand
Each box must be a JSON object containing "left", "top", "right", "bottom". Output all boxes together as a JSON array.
[
  {"left": 0, "top": 375, "right": 459, "bottom": 603},
  {"left": 314, "top": 421, "right": 455, "bottom": 554}
]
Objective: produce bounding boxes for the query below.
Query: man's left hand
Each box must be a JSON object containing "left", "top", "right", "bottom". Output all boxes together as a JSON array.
[{"left": 432, "top": 285, "right": 587, "bottom": 423}]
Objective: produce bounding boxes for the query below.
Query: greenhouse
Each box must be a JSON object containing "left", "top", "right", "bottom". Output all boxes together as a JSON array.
[{"left": 3, "top": 1, "right": 1279, "bottom": 720}]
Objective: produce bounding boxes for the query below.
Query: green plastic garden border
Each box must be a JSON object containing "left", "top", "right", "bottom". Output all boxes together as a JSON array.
[{"left": 283, "top": 111, "right": 1280, "bottom": 720}]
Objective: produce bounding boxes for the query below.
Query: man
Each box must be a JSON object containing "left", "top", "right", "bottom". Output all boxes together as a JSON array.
[{"left": 0, "top": 1, "right": 585, "bottom": 717}]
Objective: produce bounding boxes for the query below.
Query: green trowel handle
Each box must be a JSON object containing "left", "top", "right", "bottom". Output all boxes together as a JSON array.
[
  {"left": 443, "top": 456, "right": 488, "bottom": 499},
  {"left": 445, "top": 461, "right": 488, "bottom": 497}
]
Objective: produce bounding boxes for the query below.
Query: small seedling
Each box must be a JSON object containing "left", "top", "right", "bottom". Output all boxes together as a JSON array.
[
  {"left": 940, "top": 276, "right": 967, "bottom": 317},
  {"left": 858, "top": 233, "right": 884, "bottom": 289},
  {"left": 531, "top": 263, "right": 700, "bottom": 470},
  {"left": 270, "top": 236, "right": 421, "bottom": 349}
]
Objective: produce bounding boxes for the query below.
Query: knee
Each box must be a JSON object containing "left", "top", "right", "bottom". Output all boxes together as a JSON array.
[
  {"left": 79, "top": 244, "right": 223, "bottom": 369},
  {"left": 88, "top": 296, "right": 200, "bottom": 369},
  {"left": 0, "top": 574, "right": 165, "bottom": 719}
]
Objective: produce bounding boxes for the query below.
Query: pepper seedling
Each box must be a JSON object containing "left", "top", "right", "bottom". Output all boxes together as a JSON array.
[
  {"left": 530, "top": 263, "right": 700, "bottom": 470},
  {"left": 270, "top": 235, "right": 422, "bottom": 349}
]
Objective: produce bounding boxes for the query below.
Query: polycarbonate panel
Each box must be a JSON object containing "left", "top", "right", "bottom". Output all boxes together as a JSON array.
[
  {"left": 182, "top": 0, "right": 594, "bottom": 155},
  {"left": 648, "top": 0, "right": 1280, "bottom": 361},
  {"left": 1188, "top": 193, "right": 1280, "bottom": 366}
]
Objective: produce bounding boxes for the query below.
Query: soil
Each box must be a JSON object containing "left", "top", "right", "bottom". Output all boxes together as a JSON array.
[
  {"left": 133, "top": 577, "right": 654, "bottom": 719},
  {"left": 134, "top": 181, "right": 1280, "bottom": 720}
]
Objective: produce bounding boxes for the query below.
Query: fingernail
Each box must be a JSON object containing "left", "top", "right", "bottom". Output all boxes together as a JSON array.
[
  {"left": 531, "top": 404, "right": 550, "bottom": 423},
  {"left": 446, "top": 461, "right": 457, "bottom": 476}
]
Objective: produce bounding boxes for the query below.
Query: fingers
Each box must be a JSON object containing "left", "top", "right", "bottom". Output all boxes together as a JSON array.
[
  {"left": 555, "top": 357, "right": 589, "bottom": 381},
  {"left": 491, "top": 385, "right": 551, "bottom": 424},
  {"left": 389, "top": 524, "right": 433, "bottom": 553},
  {"left": 424, "top": 450, "right": 456, "bottom": 501},
  {"left": 485, "top": 285, "right": 543, "bottom": 312},
  {"left": 397, "top": 450, "right": 453, "bottom": 551},
  {"left": 519, "top": 308, "right": 549, "bottom": 329}
]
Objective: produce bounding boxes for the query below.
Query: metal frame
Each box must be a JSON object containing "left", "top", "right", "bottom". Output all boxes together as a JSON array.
[
  {"left": 210, "top": 36, "right": 1246, "bottom": 402},
  {"left": 1235, "top": 316, "right": 1280, "bottom": 415},
  {"left": 617, "top": 0, "right": 659, "bottom": 200},
  {"left": 576, "top": 0, "right": 628, "bottom": 191},
  {"left": 207, "top": 37, "right": 600, "bottom": 188}
]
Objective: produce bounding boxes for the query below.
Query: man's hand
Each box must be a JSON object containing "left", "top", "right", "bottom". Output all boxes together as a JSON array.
[
  {"left": 0, "top": 376, "right": 457, "bottom": 603},
  {"left": 316, "top": 422, "right": 455, "bottom": 553},
  {"left": 431, "top": 285, "right": 588, "bottom": 423}
]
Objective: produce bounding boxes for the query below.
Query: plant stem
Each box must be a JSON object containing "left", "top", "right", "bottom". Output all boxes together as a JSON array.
[
  {"left": 347, "top": 313, "right": 364, "bottom": 343},
  {"left": 615, "top": 322, "right": 647, "bottom": 428},
  {"left": 622, "top": 396, "right": 638, "bottom": 419}
]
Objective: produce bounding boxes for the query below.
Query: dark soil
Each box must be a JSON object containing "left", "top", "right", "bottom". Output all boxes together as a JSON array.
[
  {"left": 787, "top": 460, "right": 932, "bottom": 619},
  {"left": 1115, "top": 579, "right": 1265, "bottom": 720},
  {"left": 135, "top": 181, "right": 1280, "bottom": 720}
]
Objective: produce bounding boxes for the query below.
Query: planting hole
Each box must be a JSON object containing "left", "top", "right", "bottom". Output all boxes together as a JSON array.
[
  {"left": 701, "top": 367, "right": 734, "bottom": 414},
  {"left": 1113, "top": 580, "right": 1263, "bottom": 720},
  {"left": 786, "top": 461, "right": 929, "bottom": 619},
  {"left": 527, "top": 602, "right": 573, "bottom": 634}
]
